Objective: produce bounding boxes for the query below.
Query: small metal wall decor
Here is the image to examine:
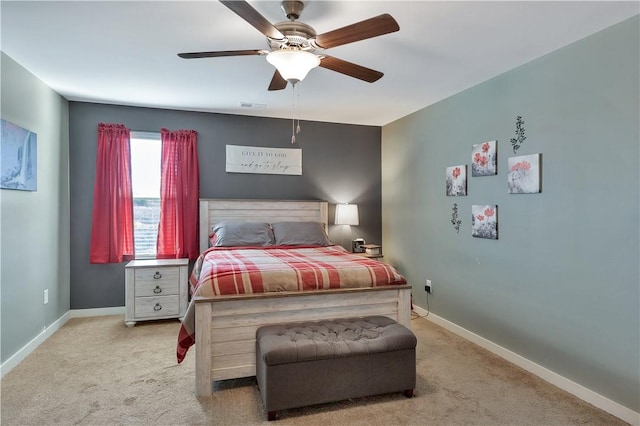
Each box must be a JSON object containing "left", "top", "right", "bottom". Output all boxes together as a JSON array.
[
  {"left": 472, "top": 205, "right": 498, "bottom": 239},
  {"left": 510, "top": 116, "right": 526, "bottom": 154},
  {"left": 451, "top": 203, "right": 462, "bottom": 233},
  {"left": 471, "top": 140, "right": 497, "bottom": 176},
  {"left": 446, "top": 165, "right": 467, "bottom": 196}
]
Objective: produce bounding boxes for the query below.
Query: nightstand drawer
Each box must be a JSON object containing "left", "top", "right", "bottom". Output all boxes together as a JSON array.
[
  {"left": 135, "top": 277, "right": 179, "bottom": 297},
  {"left": 135, "top": 295, "right": 180, "bottom": 318},
  {"left": 134, "top": 266, "right": 180, "bottom": 285}
]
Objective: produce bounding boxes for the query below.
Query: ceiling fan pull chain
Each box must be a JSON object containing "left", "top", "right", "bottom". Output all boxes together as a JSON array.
[
  {"left": 291, "top": 83, "right": 297, "bottom": 144},
  {"left": 296, "top": 86, "right": 301, "bottom": 134}
]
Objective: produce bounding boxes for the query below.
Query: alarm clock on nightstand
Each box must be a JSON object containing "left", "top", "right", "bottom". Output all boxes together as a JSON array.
[{"left": 352, "top": 238, "right": 365, "bottom": 253}]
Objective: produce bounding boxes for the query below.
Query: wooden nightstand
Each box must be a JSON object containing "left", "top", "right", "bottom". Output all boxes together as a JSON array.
[
  {"left": 124, "top": 258, "right": 189, "bottom": 327},
  {"left": 356, "top": 253, "right": 384, "bottom": 261}
]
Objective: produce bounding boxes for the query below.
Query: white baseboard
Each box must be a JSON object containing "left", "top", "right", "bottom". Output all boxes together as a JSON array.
[
  {"left": 1, "top": 307, "right": 125, "bottom": 378},
  {"left": 412, "top": 305, "right": 639, "bottom": 426},
  {"left": 67, "top": 306, "right": 125, "bottom": 318},
  {"left": 0, "top": 311, "right": 71, "bottom": 378}
]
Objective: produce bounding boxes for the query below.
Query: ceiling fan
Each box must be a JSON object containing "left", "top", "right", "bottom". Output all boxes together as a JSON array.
[{"left": 178, "top": 0, "right": 400, "bottom": 91}]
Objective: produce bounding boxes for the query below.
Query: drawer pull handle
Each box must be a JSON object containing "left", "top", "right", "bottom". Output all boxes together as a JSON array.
[
  {"left": 153, "top": 303, "right": 162, "bottom": 311},
  {"left": 153, "top": 285, "right": 162, "bottom": 294},
  {"left": 153, "top": 271, "right": 162, "bottom": 279}
]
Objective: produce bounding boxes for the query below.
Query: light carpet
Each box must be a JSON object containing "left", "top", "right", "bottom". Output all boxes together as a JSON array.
[{"left": 0, "top": 314, "right": 626, "bottom": 425}]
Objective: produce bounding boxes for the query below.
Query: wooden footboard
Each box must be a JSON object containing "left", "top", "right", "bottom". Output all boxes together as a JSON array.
[{"left": 194, "top": 285, "right": 412, "bottom": 396}]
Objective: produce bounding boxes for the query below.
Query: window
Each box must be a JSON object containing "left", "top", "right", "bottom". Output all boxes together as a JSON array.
[{"left": 130, "top": 131, "right": 161, "bottom": 258}]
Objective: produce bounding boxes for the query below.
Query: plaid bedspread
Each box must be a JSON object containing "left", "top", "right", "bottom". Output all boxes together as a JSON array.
[{"left": 176, "top": 245, "right": 407, "bottom": 363}]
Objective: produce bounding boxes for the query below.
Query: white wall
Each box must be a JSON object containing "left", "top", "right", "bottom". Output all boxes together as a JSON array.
[{"left": 0, "top": 52, "right": 70, "bottom": 363}]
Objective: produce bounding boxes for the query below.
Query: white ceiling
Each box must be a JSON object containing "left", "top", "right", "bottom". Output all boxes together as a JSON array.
[{"left": 1, "top": 1, "right": 637, "bottom": 126}]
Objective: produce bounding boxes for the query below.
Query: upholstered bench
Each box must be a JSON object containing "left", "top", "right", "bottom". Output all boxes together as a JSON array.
[{"left": 255, "top": 316, "right": 417, "bottom": 421}]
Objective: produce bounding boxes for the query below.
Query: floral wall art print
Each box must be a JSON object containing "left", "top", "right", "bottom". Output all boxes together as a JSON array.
[
  {"left": 471, "top": 140, "right": 497, "bottom": 176},
  {"left": 446, "top": 165, "right": 467, "bottom": 196},
  {"left": 508, "top": 153, "right": 541, "bottom": 194},
  {"left": 472, "top": 205, "right": 498, "bottom": 239},
  {"left": 1, "top": 119, "right": 37, "bottom": 191}
]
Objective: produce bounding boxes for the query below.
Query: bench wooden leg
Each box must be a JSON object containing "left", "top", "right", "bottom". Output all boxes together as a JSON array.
[
  {"left": 268, "top": 411, "right": 277, "bottom": 421},
  {"left": 404, "top": 389, "right": 414, "bottom": 398}
]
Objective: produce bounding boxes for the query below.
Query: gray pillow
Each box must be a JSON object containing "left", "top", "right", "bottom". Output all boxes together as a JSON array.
[
  {"left": 271, "top": 221, "right": 331, "bottom": 246},
  {"left": 210, "top": 221, "right": 275, "bottom": 247}
]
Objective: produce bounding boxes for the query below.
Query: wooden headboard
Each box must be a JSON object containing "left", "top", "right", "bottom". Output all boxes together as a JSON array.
[{"left": 199, "top": 199, "right": 329, "bottom": 252}]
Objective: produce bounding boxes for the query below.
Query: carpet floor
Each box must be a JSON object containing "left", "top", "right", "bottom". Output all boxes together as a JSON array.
[{"left": 0, "top": 314, "right": 626, "bottom": 425}]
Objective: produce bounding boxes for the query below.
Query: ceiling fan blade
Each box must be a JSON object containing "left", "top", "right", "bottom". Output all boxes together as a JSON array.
[
  {"left": 314, "top": 14, "right": 399, "bottom": 49},
  {"left": 268, "top": 70, "right": 288, "bottom": 91},
  {"left": 178, "top": 49, "right": 266, "bottom": 59},
  {"left": 319, "top": 56, "right": 384, "bottom": 83},
  {"left": 219, "top": 0, "right": 285, "bottom": 41}
]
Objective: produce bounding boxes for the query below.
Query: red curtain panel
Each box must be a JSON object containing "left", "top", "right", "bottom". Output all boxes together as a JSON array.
[
  {"left": 157, "top": 128, "right": 200, "bottom": 260},
  {"left": 89, "top": 123, "right": 134, "bottom": 263}
]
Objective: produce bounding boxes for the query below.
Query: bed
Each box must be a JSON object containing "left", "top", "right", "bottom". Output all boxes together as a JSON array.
[{"left": 179, "top": 199, "right": 412, "bottom": 396}]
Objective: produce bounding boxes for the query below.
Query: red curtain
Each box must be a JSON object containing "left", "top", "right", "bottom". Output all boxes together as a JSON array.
[
  {"left": 157, "top": 128, "right": 200, "bottom": 260},
  {"left": 89, "top": 123, "right": 134, "bottom": 263}
]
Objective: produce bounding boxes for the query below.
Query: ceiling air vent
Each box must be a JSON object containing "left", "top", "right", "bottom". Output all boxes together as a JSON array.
[{"left": 239, "top": 102, "right": 266, "bottom": 109}]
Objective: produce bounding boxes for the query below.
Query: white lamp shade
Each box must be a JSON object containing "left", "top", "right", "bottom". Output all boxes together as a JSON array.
[
  {"left": 335, "top": 204, "right": 359, "bottom": 226},
  {"left": 266, "top": 50, "right": 320, "bottom": 83}
]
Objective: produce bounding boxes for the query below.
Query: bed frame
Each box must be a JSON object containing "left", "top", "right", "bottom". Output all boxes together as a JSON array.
[{"left": 194, "top": 199, "right": 412, "bottom": 396}]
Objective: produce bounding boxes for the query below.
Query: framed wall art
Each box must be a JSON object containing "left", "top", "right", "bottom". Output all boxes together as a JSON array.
[
  {"left": 446, "top": 165, "right": 467, "bottom": 196},
  {"left": 225, "top": 144, "right": 302, "bottom": 175},
  {"left": 508, "top": 153, "right": 541, "bottom": 194},
  {"left": 1, "top": 119, "right": 37, "bottom": 191},
  {"left": 471, "top": 140, "right": 497, "bottom": 176},
  {"left": 472, "top": 205, "right": 498, "bottom": 239}
]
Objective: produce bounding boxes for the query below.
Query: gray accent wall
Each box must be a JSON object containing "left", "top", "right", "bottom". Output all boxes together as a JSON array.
[
  {"left": 0, "top": 53, "right": 70, "bottom": 363},
  {"left": 69, "top": 103, "right": 382, "bottom": 309},
  {"left": 381, "top": 16, "right": 639, "bottom": 412}
]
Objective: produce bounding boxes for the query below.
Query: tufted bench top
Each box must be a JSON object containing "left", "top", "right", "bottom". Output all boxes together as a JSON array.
[{"left": 256, "top": 316, "right": 417, "bottom": 366}]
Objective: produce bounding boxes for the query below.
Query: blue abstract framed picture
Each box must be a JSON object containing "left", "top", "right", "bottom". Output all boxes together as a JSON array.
[{"left": 1, "top": 119, "right": 37, "bottom": 191}]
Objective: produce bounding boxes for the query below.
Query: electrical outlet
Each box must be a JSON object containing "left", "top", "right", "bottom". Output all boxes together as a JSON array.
[
  {"left": 44, "top": 289, "right": 49, "bottom": 305},
  {"left": 425, "top": 279, "right": 432, "bottom": 294}
]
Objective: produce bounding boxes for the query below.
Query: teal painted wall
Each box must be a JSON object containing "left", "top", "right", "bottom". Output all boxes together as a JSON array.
[
  {"left": 382, "top": 16, "right": 639, "bottom": 411},
  {"left": 0, "top": 53, "right": 70, "bottom": 363}
]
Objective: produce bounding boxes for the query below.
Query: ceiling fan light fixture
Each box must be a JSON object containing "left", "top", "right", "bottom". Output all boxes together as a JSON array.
[{"left": 266, "top": 50, "right": 320, "bottom": 84}]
